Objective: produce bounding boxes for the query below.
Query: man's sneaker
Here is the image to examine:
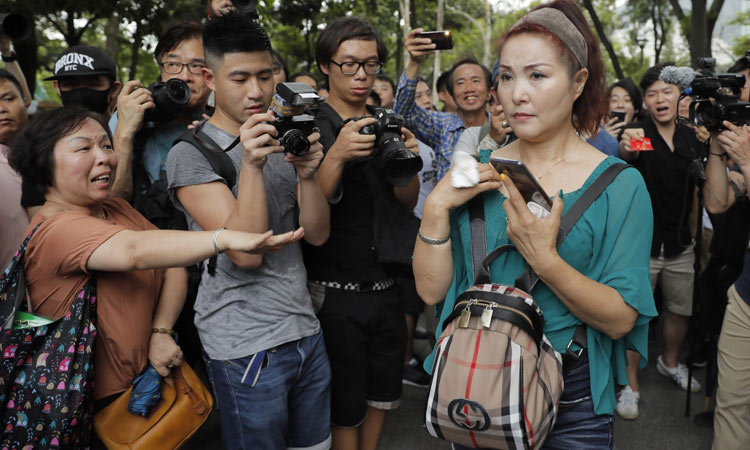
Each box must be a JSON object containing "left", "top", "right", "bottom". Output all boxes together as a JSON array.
[
  {"left": 402, "top": 360, "right": 431, "bottom": 388},
  {"left": 656, "top": 355, "right": 702, "bottom": 392},
  {"left": 616, "top": 385, "right": 640, "bottom": 420}
]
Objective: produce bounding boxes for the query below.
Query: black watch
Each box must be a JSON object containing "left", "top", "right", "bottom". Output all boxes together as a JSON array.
[{"left": 1, "top": 52, "right": 17, "bottom": 63}]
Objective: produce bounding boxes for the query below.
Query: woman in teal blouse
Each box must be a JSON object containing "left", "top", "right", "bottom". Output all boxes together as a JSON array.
[{"left": 412, "top": 1, "right": 657, "bottom": 448}]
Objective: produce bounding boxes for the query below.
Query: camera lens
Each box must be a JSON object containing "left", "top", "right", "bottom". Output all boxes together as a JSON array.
[
  {"left": 164, "top": 79, "right": 191, "bottom": 105},
  {"left": 694, "top": 101, "right": 723, "bottom": 128},
  {"left": 378, "top": 135, "right": 423, "bottom": 183},
  {"left": 280, "top": 129, "right": 311, "bottom": 156}
]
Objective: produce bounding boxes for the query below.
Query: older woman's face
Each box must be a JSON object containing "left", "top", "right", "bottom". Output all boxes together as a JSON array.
[
  {"left": 50, "top": 118, "right": 117, "bottom": 206},
  {"left": 498, "top": 33, "right": 587, "bottom": 142}
]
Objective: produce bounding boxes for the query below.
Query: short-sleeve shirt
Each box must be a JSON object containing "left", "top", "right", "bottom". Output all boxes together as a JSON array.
[
  {"left": 24, "top": 198, "right": 163, "bottom": 399},
  {"left": 166, "top": 121, "right": 319, "bottom": 361},
  {"left": 424, "top": 157, "right": 658, "bottom": 415},
  {"left": 624, "top": 119, "right": 700, "bottom": 257}
]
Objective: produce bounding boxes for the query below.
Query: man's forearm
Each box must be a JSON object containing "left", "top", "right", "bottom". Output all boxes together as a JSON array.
[
  {"left": 111, "top": 126, "right": 134, "bottom": 200},
  {"left": 704, "top": 140, "right": 733, "bottom": 214},
  {"left": 316, "top": 154, "right": 345, "bottom": 201},
  {"left": 297, "top": 176, "right": 330, "bottom": 246},
  {"left": 405, "top": 59, "right": 420, "bottom": 81},
  {"left": 226, "top": 164, "right": 269, "bottom": 233}
]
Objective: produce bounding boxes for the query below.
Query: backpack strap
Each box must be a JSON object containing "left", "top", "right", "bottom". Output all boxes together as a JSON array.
[
  {"left": 473, "top": 162, "right": 630, "bottom": 292},
  {"left": 468, "top": 196, "right": 490, "bottom": 285},
  {"left": 173, "top": 121, "right": 238, "bottom": 275}
]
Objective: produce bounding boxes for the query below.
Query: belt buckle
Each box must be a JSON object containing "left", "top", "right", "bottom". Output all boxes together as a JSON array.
[{"left": 565, "top": 338, "right": 584, "bottom": 361}]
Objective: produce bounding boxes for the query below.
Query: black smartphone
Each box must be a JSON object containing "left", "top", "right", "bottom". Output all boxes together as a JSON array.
[
  {"left": 489, "top": 157, "right": 552, "bottom": 211},
  {"left": 610, "top": 110, "right": 627, "bottom": 123},
  {"left": 416, "top": 31, "right": 453, "bottom": 50}
]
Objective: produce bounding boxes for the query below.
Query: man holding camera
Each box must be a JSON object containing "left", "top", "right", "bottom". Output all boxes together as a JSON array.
[
  {"left": 395, "top": 29, "right": 492, "bottom": 181},
  {"left": 617, "top": 63, "right": 703, "bottom": 420},
  {"left": 704, "top": 52, "right": 750, "bottom": 450},
  {"left": 306, "top": 16, "right": 419, "bottom": 450},
  {"left": 166, "top": 12, "right": 332, "bottom": 449},
  {"left": 109, "top": 21, "right": 211, "bottom": 200}
]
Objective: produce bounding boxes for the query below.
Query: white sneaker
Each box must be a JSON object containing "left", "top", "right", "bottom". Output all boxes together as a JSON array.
[
  {"left": 656, "top": 355, "right": 701, "bottom": 392},
  {"left": 616, "top": 385, "right": 640, "bottom": 420}
]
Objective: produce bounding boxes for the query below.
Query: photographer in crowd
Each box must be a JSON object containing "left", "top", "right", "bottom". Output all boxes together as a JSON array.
[
  {"left": 617, "top": 63, "right": 703, "bottom": 420},
  {"left": 166, "top": 12, "right": 332, "bottom": 449},
  {"left": 396, "top": 32, "right": 491, "bottom": 181},
  {"left": 306, "top": 17, "right": 419, "bottom": 450},
  {"left": 703, "top": 51, "right": 750, "bottom": 450},
  {"left": 109, "top": 21, "right": 211, "bottom": 201}
]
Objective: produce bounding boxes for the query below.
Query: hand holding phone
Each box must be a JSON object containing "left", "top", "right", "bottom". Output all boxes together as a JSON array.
[
  {"left": 490, "top": 157, "right": 552, "bottom": 214},
  {"left": 610, "top": 111, "right": 626, "bottom": 123},
  {"left": 415, "top": 31, "right": 453, "bottom": 50}
]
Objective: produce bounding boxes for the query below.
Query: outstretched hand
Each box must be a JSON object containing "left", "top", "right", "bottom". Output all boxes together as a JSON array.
[
  {"left": 502, "top": 174, "right": 563, "bottom": 274},
  {"left": 219, "top": 227, "right": 306, "bottom": 255}
]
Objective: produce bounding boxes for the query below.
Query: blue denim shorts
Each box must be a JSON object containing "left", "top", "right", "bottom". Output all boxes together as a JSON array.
[
  {"left": 453, "top": 352, "right": 613, "bottom": 450},
  {"left": 203, "top": 332, "right": 332, "bottom": 450}
]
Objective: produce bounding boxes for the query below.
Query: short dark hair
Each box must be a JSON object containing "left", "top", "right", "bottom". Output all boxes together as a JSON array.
[
  {"left": 289, "top": 71, "right": 317, "bottom": 84},
  {"left": 8, "top": 107, "right": 111, "bottom": 192},
  {"left": 376, "top": 73, "right": 395, "bottom": 93},
  {"left": 609, "top": 78, "right": 643, "bottom": 119},
  {"left": 436, "top": 70, "right": 452, "bottom": 93},
  {"left": 446, "top": 57, "right": 492, "bottom": 97},
  {"left": 203, "top": 11, "right": 272, "bottom": 68},
  {"left": 640, "top": 62, "right": 674, "bottom": 93},
  {"left": 154, "top": 21, "right": 203, "bottom": 64},
  {"left": 727, "top": 52, "right": 750, "bottom": 74},
  {"left": 0, "top": 69, "right": 24, "bottom": 100},
  {"left": 315, "top": 17, "right": 387, "bottom": 71},
  {"left": 271, "top": 49, "right": 289, "bottom": 80}
]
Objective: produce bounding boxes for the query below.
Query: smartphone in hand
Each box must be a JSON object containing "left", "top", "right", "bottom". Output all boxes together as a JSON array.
[
  {"left": 416, "top": 31, "right": 453, "bottom": 50},
  {"left": 490, "top": 157, "right": 552, "bottom": 212},
  {"left": 610, "top": 111, "right": 627, "bottom": 123}
]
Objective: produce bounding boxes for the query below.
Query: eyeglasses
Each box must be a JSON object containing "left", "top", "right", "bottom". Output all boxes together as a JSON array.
[
  {"left": 329, "top": 60, "right": 382, "bottom": 75},
  {"left": 160, "top": 61, "right": 206, "bottom": 75}
]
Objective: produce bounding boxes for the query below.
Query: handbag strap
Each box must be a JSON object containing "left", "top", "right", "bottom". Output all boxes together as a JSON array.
[
  {"left": 468, "top": 163, "right": 630, "bottom": 291},
  {"left": 173, "top": 364, "right": 210, "bottom": 415}
]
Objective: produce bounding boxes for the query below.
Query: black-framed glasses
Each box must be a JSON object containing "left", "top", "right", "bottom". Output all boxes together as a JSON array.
[
  {"left": 329, "top": 59, "right": 382, "bottom": 75},
  {"left": 159, "top": 61, "right": 206, "bottom": 75}
]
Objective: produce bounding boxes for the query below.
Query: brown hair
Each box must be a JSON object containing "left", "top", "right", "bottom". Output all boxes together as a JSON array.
[{"left": 497, "top": 0, "right": 607, "bottom": 136}]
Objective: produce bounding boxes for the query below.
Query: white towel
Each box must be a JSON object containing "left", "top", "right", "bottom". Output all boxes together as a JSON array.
[{"left": 451, "top": 152, "right": 480, "bottom": 188}]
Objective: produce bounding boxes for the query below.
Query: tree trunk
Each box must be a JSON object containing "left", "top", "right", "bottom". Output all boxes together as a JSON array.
[
  {"left": 399, "top": 0, "right": 410, "bottom": 76},
  {"left": 129, "top": 22, "right": 143, "bottom": 81},
  {"left": 581, "top": 0, "right": 623, "bottom": 79},
  {"left": 105, "top": 14, "right": 120, "bottom": 61},
  {"left": 483, "top": 0, "right": 491, "bottom": 68},
  {"left": 15, "top": 13, "right": 37, "bottom": 98},
  {"left": 432, "top": 0, "right": 444, "bottom": 106},
  {"left": 691, "top": 0, "right": 708, "bottom": 63}
]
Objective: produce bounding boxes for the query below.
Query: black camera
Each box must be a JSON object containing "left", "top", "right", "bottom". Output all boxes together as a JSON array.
[
  {"left": 270, "top": 82, "right": 322, "bottom": 156},
  {"left": 689, "top": 55, "right": 750, "bottom": 131},
  {"left": 353, "top": 108, "right": 423, "bottom": 185},
  {"left": 232, "top": 0, "right": 259, "bottom": 18},
  {"left": 0, "top": 13, "right": 31, "bottom": 40},
  {"left": 143, "top": 79, "right": 191, "bottom": 124}
]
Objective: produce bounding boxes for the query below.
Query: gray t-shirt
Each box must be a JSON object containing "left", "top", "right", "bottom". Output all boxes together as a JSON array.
[{"left": 166, "top": 122, "right": 319, "bottom": 360}]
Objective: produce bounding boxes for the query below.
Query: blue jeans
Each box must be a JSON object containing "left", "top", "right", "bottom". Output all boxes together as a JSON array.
[
  {"left": 203, "top": 332, "right": 332, "bottom": 450},
  {"left": 453, "top": 353, "right": 613, "bottom": 450}
]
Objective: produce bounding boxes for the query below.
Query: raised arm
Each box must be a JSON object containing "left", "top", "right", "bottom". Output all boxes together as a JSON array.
[
  {"left": 0, "top": 35, "right": 32, "bottom": 107},
  {"left": 174, "top": 112, "right": 280, "bottom": 269}
]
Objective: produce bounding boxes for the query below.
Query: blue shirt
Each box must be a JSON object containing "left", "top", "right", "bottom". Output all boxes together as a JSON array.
[
  {"left": 394, "top": 74, "right": 485, "bottom": 181},
  {"left": 425, "top": 156, "right": 658, "bottom": 415},
  {"left": 587, "top": 126, "right": 619, "bottom": 157}
]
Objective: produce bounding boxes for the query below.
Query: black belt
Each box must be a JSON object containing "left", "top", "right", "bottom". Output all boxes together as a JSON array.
[{"left": 313, "top": 279, "right": 395, "bottom": 292}]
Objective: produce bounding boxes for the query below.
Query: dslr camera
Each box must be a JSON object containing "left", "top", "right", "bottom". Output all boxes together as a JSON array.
[
  {"left": 143, "top": 79, "right": 191, "bottom": 125},
  {"left": 270, "top": 82, "right": 322, "bottom": 156},
  {"left": 345, "top": 108, "right": 422, "bottom": 185},
  {"left": 689, "top": 53, "right": 750, "bottom": 131}
]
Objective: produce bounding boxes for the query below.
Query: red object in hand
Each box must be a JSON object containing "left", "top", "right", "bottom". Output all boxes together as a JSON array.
[{"left": 630, "top": 137, "right": 654, "bottom": 151}]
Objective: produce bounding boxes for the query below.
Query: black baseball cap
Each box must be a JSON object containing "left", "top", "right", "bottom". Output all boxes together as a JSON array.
[{"left": 44, "top": 45, "right": 117, "bottom": 81}]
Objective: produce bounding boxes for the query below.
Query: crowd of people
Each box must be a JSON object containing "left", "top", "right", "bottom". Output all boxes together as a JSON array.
[{"left": 1, "top": 0, "right": 750, "bottom": 449}]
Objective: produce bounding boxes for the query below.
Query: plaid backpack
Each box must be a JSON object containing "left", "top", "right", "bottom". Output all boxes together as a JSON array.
[
  {"left": 425, "top": 163, "right": 627, "bottom": 450},
  {"left": 0, "top": 226, "right": 98, "bottom": 448}
]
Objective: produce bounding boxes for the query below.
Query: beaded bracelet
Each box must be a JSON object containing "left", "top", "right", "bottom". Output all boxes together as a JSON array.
[{"left": 418, "top": 230, "right": 450, "bottom": 245}]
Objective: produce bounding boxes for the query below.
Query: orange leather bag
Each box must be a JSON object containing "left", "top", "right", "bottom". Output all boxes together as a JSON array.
[{"left": 94, "top": 362, "right": 213, "bottom": 449}]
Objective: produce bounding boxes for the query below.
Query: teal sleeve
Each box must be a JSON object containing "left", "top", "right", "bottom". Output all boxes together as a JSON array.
[{"left": 587, "top": 167, "right": 658, "bottom": 414}]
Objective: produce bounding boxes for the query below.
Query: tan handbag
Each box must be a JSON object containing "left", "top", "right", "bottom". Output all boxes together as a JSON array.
[{"left": 94, "top": 361, "right": 213, "bottom": 449}]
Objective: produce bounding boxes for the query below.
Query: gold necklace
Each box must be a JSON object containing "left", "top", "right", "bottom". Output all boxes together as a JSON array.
[{"left": 520, "top": 137, "right": 580, "bottom": 180}]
